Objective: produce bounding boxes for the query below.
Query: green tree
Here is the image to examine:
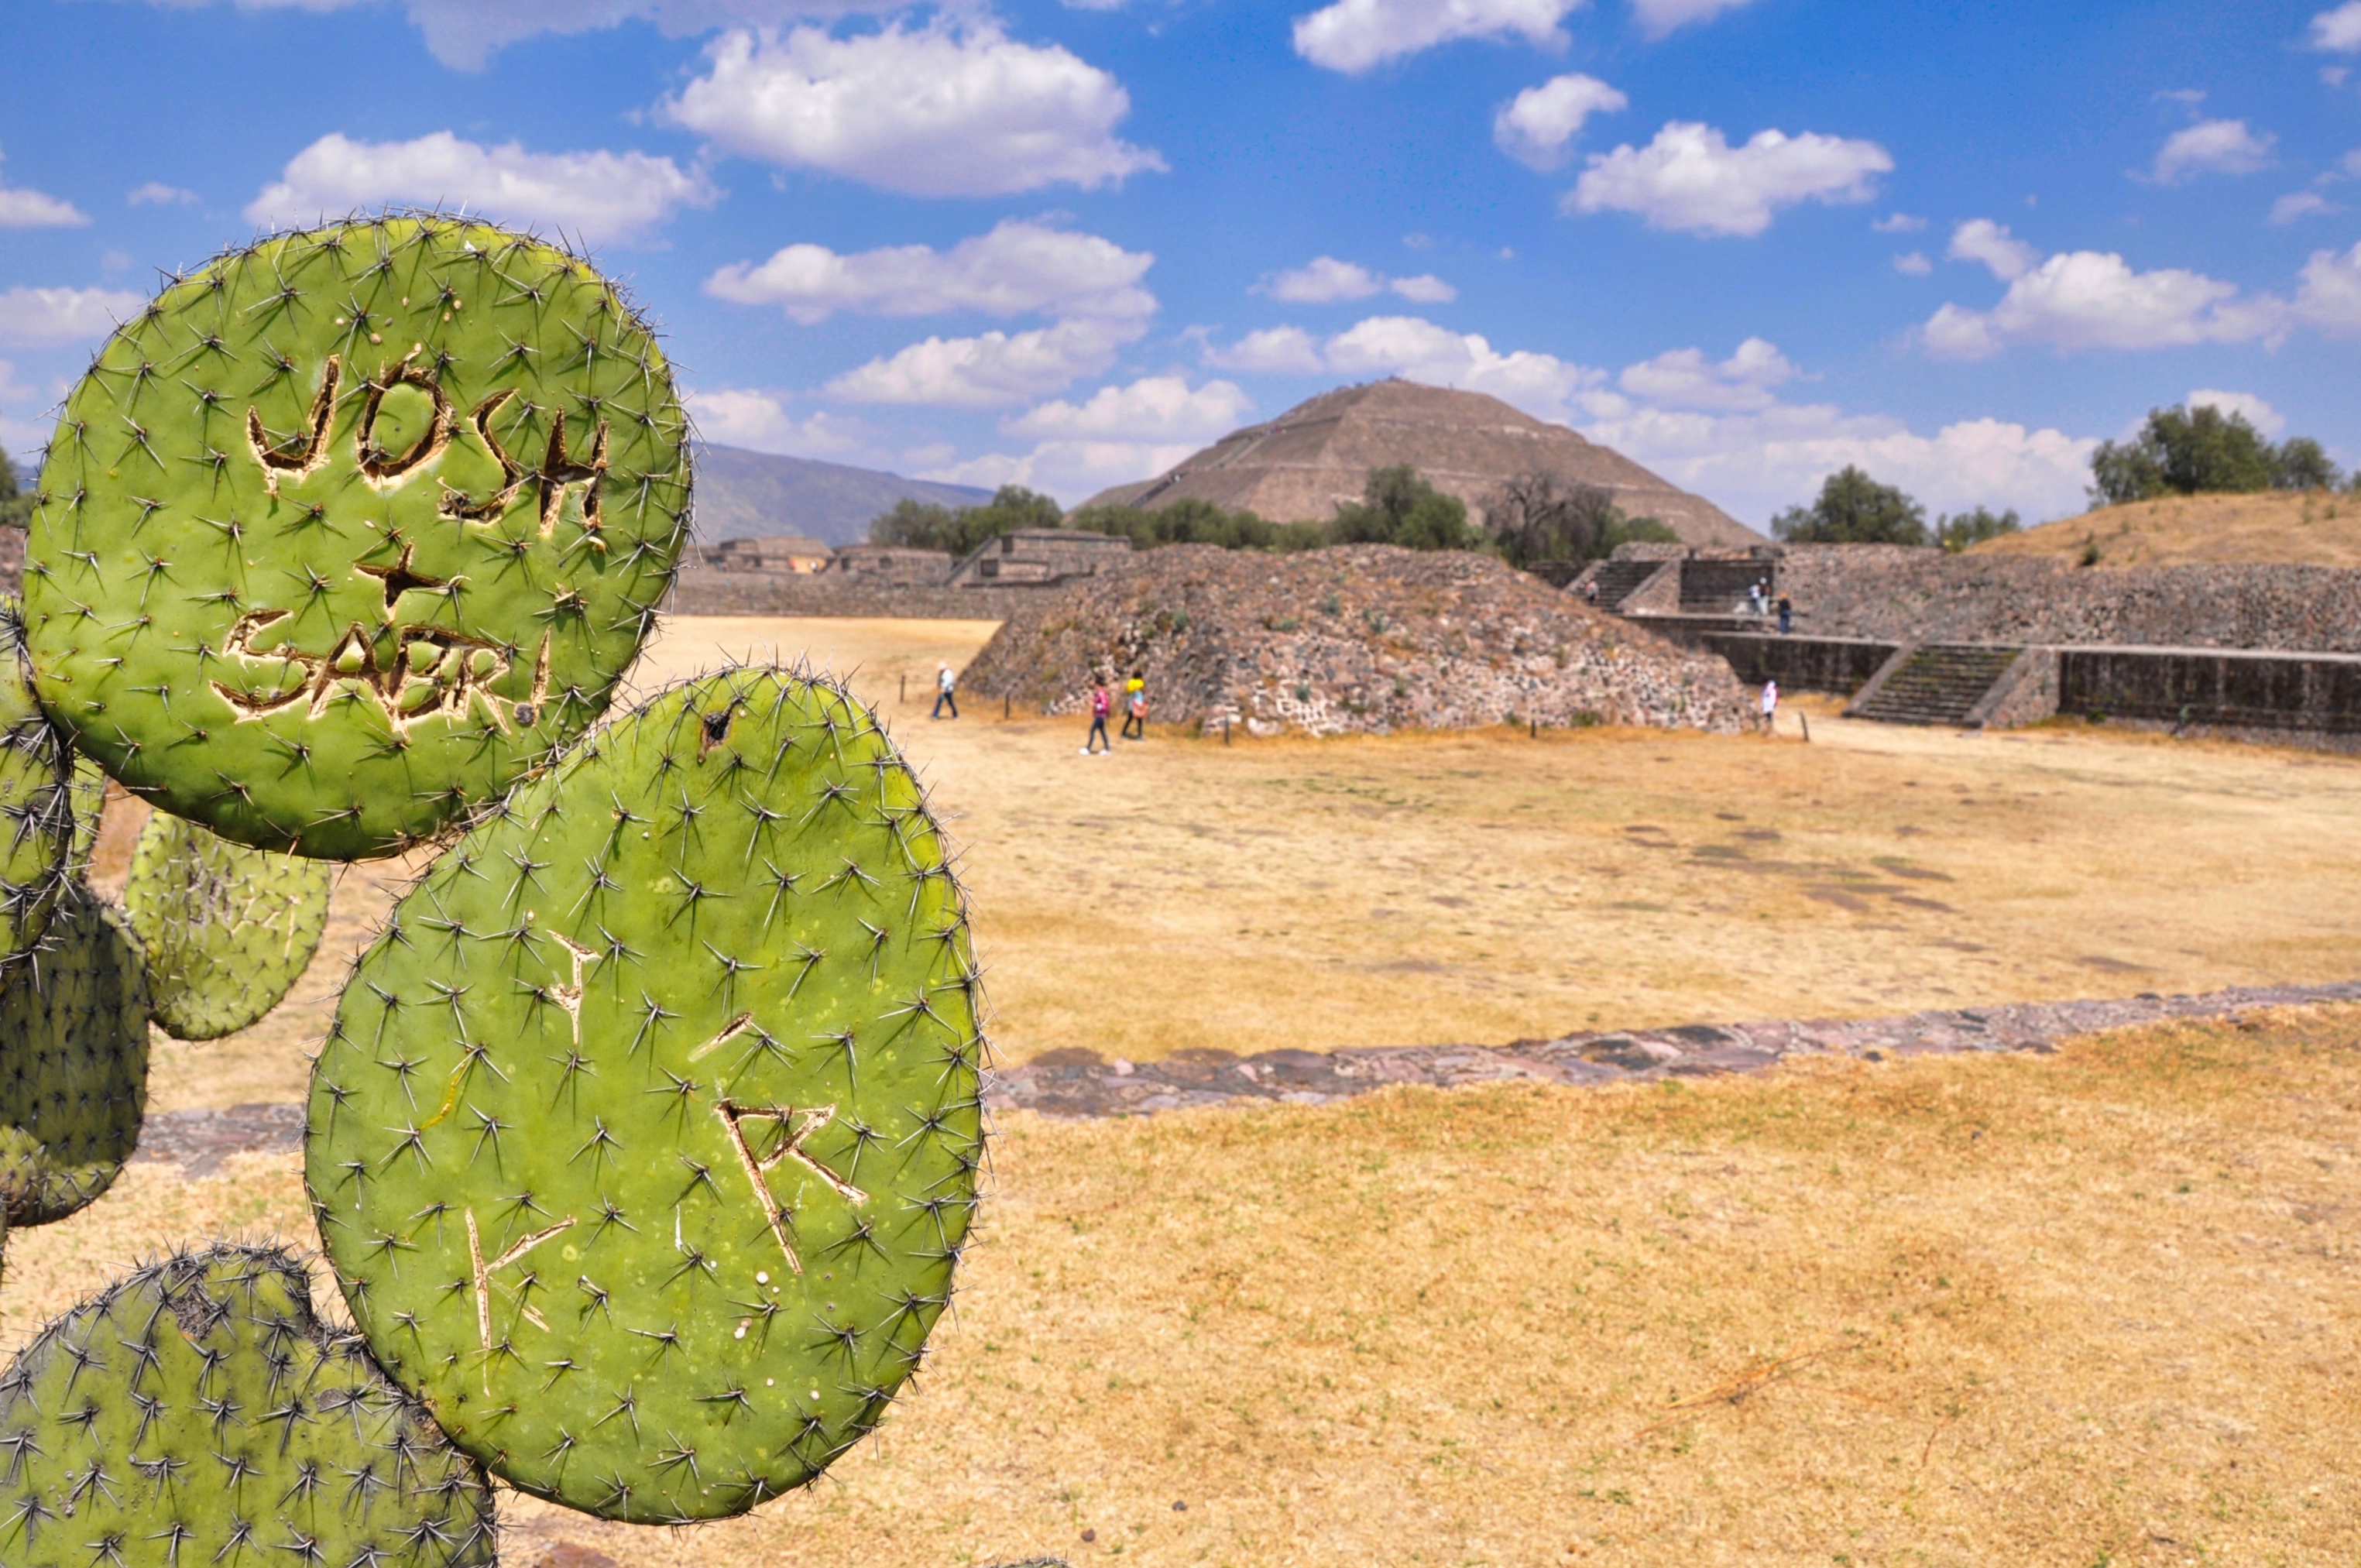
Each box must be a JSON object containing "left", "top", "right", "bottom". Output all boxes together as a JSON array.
[
  {"left": 1770, "top": 466, "right": 1929, "bottom": 545},
  {"left": 1485, "top": 473, "right": 1677, "bottom": 567},
  {"left": 0, "top": 448, "right": 30, "bottom": 532},
  {"left": 868, "top": 484, "right": 1071, "bottom": 558},
  {"left": 2089, "top": 404, "right": 2277, "bottom": 504},
  {"left": 1330, "top": 465, "right": 1475, "bottom": 551},
  {"left": 2270, "top": 437, "right": 2346, "bottom": 493},
  {"left": 1932, "top": 506, "right": 2021, "bottom": 553}
]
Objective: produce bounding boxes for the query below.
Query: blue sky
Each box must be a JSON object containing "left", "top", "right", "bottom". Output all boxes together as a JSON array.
[{"left": 4, "top": 0, "right": 2359, "bottom": 527}]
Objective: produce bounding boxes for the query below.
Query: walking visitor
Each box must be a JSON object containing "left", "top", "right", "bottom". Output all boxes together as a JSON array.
[
  {"left": 932, "top": 660, "right": 959, "bottom": 720},
  {"left": 1776, "top": 594, "right": 1793, "bottom": 635},
  {"left": 1082, "top": 678, "right": 1112, "bottom": 754},
  {"left": 1120, "top": 673, "right": 1147, "bottom": 740},
  {"left": 1759, "top": 679, "right": 1779, "bottom": 734}
]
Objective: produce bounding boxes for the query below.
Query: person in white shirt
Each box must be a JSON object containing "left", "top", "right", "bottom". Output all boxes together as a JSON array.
[
  {"left": 1759, "top": 679, "right": 1779, "bottom": 734},
  {"left": 932, "top": 660, "right": 959, "bottom": 720}
]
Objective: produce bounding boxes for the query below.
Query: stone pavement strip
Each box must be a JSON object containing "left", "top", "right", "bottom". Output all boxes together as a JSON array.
[{"left": 129, "top": 981, "right": 2361, "bottom": 1175}]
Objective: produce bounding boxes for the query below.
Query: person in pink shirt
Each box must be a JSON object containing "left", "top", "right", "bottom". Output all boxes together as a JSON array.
[{"left": 1081, "top": 678, "right": 1112, "bottom": 754}]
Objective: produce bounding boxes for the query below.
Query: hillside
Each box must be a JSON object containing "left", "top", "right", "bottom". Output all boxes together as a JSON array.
[
  {"left": 1081, "top": 380, "right": 1763, "bottom": 547},
  {"left": 1968, "top": 490, "right": 2361, "bottom": 570},
  {"left": 691, "top": 444, "right": 992, "bottom": 546}
]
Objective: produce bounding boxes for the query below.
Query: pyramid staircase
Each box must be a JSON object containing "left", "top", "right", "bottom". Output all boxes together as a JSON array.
[
  {"left": 1847, "top": 644, "right": 2023, "bottom": 726},
  {"left": 1583, "top": 559, "right": 1671, "bottom": 612}
]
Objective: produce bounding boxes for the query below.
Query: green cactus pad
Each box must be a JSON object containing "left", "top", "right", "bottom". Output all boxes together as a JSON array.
[
  {"left": 0, "top": 1244, "right": 496, "bottom": 1567},
  {"left": 0, "top": 602, "right": 73, "bottom": 973},
  {"left": 25, "top": 214, "right": 690, "bottom": 860},
  {"left": 308, "top": 669, "right": 985, "bottom": 1522},
  {"left": 0, "top": 881, "right": 149, "bottom": 1225},
  {"left": 122, "top": 808, "right": 333, "bottom": 1039},
  {"left": 63, "top": 751, "right": 105, "bottom": 884}
]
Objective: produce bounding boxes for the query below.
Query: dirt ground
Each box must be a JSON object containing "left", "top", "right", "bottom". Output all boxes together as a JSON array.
[
  {"left": 12, "top": 1007, "right": 2361, "bottom": 1566},
  {"left": 136, "top": 613, "right": 2361, "bottom": 1113},
  {"left": 1970, "top": 489, "right": 2361, "bottom": 569}
]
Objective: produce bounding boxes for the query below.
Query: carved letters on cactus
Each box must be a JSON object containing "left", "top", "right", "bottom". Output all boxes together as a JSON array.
[{"left": 25, "top": 215, "right": 689, "bottom": 859}]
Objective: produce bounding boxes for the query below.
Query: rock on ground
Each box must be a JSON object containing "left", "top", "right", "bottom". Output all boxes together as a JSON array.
[{"left": 956, "top": 544, "right": 1748, "bottom": 736}]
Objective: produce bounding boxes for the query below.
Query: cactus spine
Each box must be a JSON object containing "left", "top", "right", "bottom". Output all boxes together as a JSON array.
[
  {"left": 0, "top": 601, "right": 72, "bottom": 975},
  {"left": 307, "top": 668, "right": 985, "bottom": 1522},
  {"left": 0, "top": 1244, "right": 495, "bottom": 1566},
  {"left": 24, "top": 215, "right": 689, "bottom": 860}
]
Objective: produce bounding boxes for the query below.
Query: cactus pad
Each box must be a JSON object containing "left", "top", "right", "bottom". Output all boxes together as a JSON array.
[
  {"left": 308, "top": 669, "right": 985, "bottom": 1522},
  {"left": 0, "top": 881, "right": 149, "bottom": 1225},
  {"left": 0, "top": 1244, "right": 496, "bottom": 1567},
  {"left": 0, "top": 602, "right": 72, "bottom": 973},
  {"left": 63, "top": 751, "right": 105, "bottom": 884},
  {"left": 25, "top": 214, "right": 690, "bottom": 860},
  {"left": 122, "top": 808, "right": 333, "bottom": 1039}
]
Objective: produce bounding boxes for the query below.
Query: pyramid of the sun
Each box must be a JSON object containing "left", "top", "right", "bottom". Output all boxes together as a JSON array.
[{"left": 1081, "top": 379, "right": 1764, "bottom": 547}]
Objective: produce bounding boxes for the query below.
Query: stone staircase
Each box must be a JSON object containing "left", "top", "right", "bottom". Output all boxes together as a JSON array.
[
  {"left": 1584, "top": 559, "right": 1669, "bottom": 611},
  {"left": 1848, "top": 644, "right": 2021, "bottom": 726}
]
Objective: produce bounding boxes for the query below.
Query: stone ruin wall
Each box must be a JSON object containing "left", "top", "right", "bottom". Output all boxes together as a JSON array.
[{"left": 1771, "top": 544, "right": 2361, "bottom": 654}]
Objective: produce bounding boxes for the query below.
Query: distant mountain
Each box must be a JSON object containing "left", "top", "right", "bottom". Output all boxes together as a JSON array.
[{"left": 691, "top": 444, "right": 993, "bottom": 547}]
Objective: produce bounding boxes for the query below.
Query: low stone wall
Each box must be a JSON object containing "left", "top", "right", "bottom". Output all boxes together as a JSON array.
[
  {"left": 1775, "top": 545, "right": 2361, "bottom": 654},
  {"left": 668, "top": 567, "right": 1031, "bottom": 619},
  {"left": 1698, "top": 633, "right": 1899, "bottom": 695},
  {"left": 2057, "top": 646, "right": 2361, "bottom": 733}
]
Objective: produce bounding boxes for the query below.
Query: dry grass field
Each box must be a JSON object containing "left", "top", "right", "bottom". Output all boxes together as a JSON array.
[
  {"left": 22, "top": 615, "right": 2361, "bottom": 1566},
  {"left": 1970, "top": 489, "right": 2361, "bottom": 569},
  {"left": 130, "top": 613, "right": 2361, "bottom": 1113},
  {"left": 12, "top": 1009, "right": 2361, "bottom": 1565}
]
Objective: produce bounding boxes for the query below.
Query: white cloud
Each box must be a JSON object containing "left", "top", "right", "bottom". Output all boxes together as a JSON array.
[
  {"left": 826, "top": 317, "right": 1143, "bottom": 407},
  {"left": 0, "top": 360, "right": 54, "bottom": 460},
  {"left": 245, "top": 132, "right": 714, "bottom": 242},
  {"left": 1617, "top": 338, "right": 1796, "bottom": 412},
  {"left": 0, "top": 286, "right": 146, "bottom": 348},
  {"left": 685, "top": 386, "right": 891, "bottom": 462},
  {"left": 2271, "top": 190, "right": 2336, "bottom": 224},
  {"left": 1893, "top": 251, "right": 1932, "bottom": 276},
  {"left": 0, "top": 153, "right": 88, "bottom": 228},
  {"left": 706, "top": 220, "right": 1154, "bottom": 324},
  {"left": 1493, "top": 74, "right": 1626, "bottom": 171},
  {"left": 2329, "top": 65, "right": 2354, "bottom": 87},
  {"left": 1291, "top": 0, "right": 1580, "bottom": 74},
  {"left": 1871, "top": 212, "right": 1927, "bottom": 233},
  {"left": 663, "top": 22, "right": 1163, "bottom": 197},
  {"left": 2311, "top": 1, "right": 2361, "bottom": 52},
  {"left": 1203, "top": 325, "right": 1326, "bottom": 374},
  {"left": 1628, "top": 0, "right": 1759, "bottom": 36},
  {"left": 1004, "top": 374, "right": 1252, "bottom": 441},
  {"left": 1947, "top": 218, "right": 2039, "bottom": 281},
  {"left": 2187, "top": 389, "right": 2285, "bottom": 437},
  {"left": 2150, "top": 118, "right": 2276, "bottom": 184},
  {"left": 126, "top": 182, "right": 199, "bottom": 207},
  {"left": 1584, "top": 402, "right": 2100, "bottom": 527},
  {"left": 1922, "top": 250, "right": 2282, "bottom": 359},
  {"left": 921, "top": 436, "right": 1201, "bottom": 504},
  {"left": 1568, "top": 122, "right": 1893, "bottom": 237},
  {"left": 1258, "top": 256, "right": 1458, "bottom": 304},
  {"left": 2294, "top": 240, "right": 2361, "bottom": 335}
]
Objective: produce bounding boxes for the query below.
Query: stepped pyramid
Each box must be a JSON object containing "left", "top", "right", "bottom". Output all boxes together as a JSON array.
[{"left": 1081, "top": 379, "right": 1762, "bottom": 547}]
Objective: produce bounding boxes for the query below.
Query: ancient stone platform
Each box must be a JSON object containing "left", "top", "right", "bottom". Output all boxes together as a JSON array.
[{"left": 129, "top": 980, "right": 2361, "bottom": 1173}]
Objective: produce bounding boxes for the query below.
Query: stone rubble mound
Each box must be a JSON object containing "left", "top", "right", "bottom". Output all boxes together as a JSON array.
[{"left": 958, "top": 543, "right": 1747, "bottom": 736}]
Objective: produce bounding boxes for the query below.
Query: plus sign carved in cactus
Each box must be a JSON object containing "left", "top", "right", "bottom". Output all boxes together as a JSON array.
[
  {"left": 307, "top": 669, "right": 985, "bottom": 1523},
  {"left": 0, "top": 602, "right": 72, "bottom": 973},
  {"left": 122, "top": 808, "right": 332, "bottom": 1039},
  {"left": 25, "top": 214, "right": 691, "bottom": 860},
  {"left": 0, "top": 881, "right": 149, "bottom": 1226},
  {"left": 0, "top": 1244, "right": 496, "bottom": 1568}
]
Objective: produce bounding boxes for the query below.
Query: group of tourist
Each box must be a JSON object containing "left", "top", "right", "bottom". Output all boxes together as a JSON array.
[{"left": 926, "top": 660, "right": 1151, "bottom": 753}]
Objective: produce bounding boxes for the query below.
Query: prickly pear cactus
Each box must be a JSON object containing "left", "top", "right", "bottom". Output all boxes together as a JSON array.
[
  {"left": 24, "top": 214, "right": 691, "bottom": 860},
  {"left": 0, "top": 880, "right": 148, "bottom": 1225},
  {"left": 63, "top": 751, "right": 105, "bottom": 883},
  {"left": 0, "top": 600, "right": 72, "bottom": 973},
  {"left": 122, "top": 808, "right": 333, "bottom": 1039},
  {"left": 0, "top": 1244, "right": 496, "bottom": 1567},
  {"left": 308, "top": 669, "right": 985, "bottom": 1522}
]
